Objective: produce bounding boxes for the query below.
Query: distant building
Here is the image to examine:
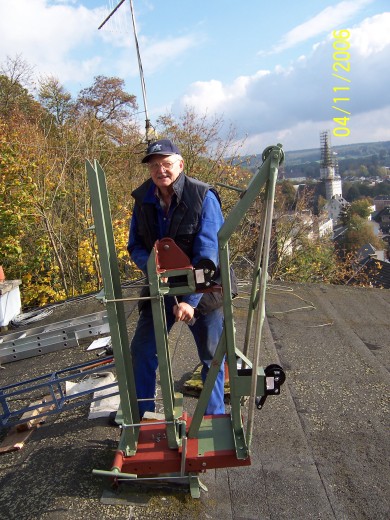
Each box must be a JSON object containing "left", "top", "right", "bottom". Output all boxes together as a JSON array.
[
  {"left": 317, "top": 217, "right": 334, "bottom": 237},
  {"left": 372, "top": 207, "right": 390, "bottom": 233},
  {"left": 373, "top": 195, "right": 390, "bottom": 211},
  {"left": 353, "top": 243, "right": 390, "bottom": 289},
  {"left": 320, "top": 131, "right": 342, "bottom": 199},
  {"left": 326, "top": 194, "right": 349, "bottom": 222},
  {"left": 319, "top": 131, "right": 347, "bottom": 222}
]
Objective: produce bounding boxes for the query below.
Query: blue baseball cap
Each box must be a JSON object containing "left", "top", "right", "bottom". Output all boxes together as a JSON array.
[{"left": 141, "top": 139, "right": 181, "bottom": 163}]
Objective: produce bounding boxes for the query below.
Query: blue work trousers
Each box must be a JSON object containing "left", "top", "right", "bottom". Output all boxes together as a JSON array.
[{"left": 130, "top": 297, "right": 225, "bottom": 418}]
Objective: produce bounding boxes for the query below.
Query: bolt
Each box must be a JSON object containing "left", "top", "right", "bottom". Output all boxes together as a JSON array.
[{"left": 163, "top": 244, "right": 170, "bottom": 250}]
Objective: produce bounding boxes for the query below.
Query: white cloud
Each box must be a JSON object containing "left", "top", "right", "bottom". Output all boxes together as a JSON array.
[
  {"left": 141, "top": 35, "right": 201, "bottom": 75},
  {"left": 240, "top": 105, "right": 390, "bottom": 154},
  {"left": 0, "top": 0, "right": 202, "bottom": 90},
  {"left": 0, "top": 0, "right": 106, "bottom": 84},
  {"left": 261, "top": 0, "right": 373, "bottom": 55},
  {"left": 174, "top": 11, "right": 390, "bottom": 152},
  {"left": 350, "top": 12, "right": 390, "bottom": 56},
  {"left": 179, "top": 71, "right": 270, "bottom": 114}
]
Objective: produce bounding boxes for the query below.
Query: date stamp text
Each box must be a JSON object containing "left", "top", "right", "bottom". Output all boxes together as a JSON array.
[{"left": 332, "top": 29, "right": 351, "bottom": 137}]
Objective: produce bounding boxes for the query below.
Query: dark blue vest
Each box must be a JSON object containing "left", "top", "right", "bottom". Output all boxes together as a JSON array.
[
  {"left": 131, "top": 172, "right": 220, "bottom": 258},
  {"left": 131, "top": 173, "right": 234, "bottom": 314}
]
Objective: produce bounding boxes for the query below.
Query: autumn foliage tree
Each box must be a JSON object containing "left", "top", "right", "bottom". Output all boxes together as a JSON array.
[
  {"left": 0, "top": 56, "right": 386, "bottom": 309},
  {"left": 0, "top": 59, "right": 145, "bottom": 306}
]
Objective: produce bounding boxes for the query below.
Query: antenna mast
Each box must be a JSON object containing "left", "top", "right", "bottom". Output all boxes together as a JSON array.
[
  {"left": 99, "top": 0, "right": 153, "bottom": 144},
  {"left": 128, "top": 0, "right": 152, "bottom": 143}
]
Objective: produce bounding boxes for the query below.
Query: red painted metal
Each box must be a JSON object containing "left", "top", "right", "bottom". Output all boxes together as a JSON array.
[
  {"left": 111, "top": 415, "right": 251, "bottom": 477},
  {"left": 154, "top": 238, "right": 192, "bottom": 271}
]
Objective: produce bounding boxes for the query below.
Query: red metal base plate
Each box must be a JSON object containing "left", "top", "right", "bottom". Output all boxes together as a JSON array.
[{"left": 112, "top": 414, "right": 251, "bottom": 476}]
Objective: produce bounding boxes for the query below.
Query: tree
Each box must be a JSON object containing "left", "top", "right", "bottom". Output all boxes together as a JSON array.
[
  {"left": 276, "top": 180, "right": 296, "bottom": 210},
  {"left": 349, "top": 198, "right": 373, "bottom": 219},
  {"left": 0, "top": 119, "right": 68, "bottom": 305},
  {"left": 358, "top": 165, "right": 369, "bottom": 177},
  {"left": 317, "top": 194, "right": 328, "bottom": 214},
  {"left": 76, "top": 75, "right": 137, "bottom": 126},
  {"left": 156, "top": 107, "right": 241, "bottom": 184},
  {"left": 0, "top": 55, "right": 40, "bottom": 121},
  {"left": 38, "top": 76, "right": 74, "bottom": 127},
  {"left": 342, "top": 214, "right": 385, "bottom": 252},
  {"left": 0, "top": 61, "right": 145, "bottom": 306},
  {"left": 274, "top": 236, "right": 339, "bottom": 283}
]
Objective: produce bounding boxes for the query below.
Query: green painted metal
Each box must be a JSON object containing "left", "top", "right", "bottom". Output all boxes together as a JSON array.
[
  {"left": 231, "top": 367, "right": 266, "bottom": 397},
  {"left": 188, "top": 144, "right": 284, "bottom": 458},
  {"left": 196, "top": 415, "right": 243, "bottom": 455},
  {"left": 87, "top": 143, "right": 284, "bottom": 482},
  {"left": 189, "top": 474, "right": 201, "bottom": 499},
  {"left": 86, "top": 160, "right": 139, "bottom": 456},
  {"left": 146, "top": 249, "right": 184, "bottom": 449},
  {"left": 187, "top": 325, "right": 226, "bottom": 438},
  {"left": 245, "top": 150, "right": 280, "bottom": 448}
]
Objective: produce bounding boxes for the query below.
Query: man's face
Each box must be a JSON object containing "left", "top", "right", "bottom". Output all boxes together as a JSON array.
[{"left": 147, "top": 154, "right": 184, "bottom": 191}]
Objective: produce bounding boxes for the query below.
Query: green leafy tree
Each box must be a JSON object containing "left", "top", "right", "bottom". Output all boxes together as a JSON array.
[
  {"left": 38, "top": 76, "right": 74, "bottom": 127},
  {"left": 349, "top": 198, "right": 373, "bottom": 219},
  {"left": 342, "top": 214, "right": 385, "bottom": 252}
]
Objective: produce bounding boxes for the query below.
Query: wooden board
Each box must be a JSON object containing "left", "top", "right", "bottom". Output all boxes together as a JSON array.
[
  {"left": 16, "top": 397, "right": 56, "bottom": 432},
  {"left": 0, "top": 395, "right": 56, "bottom": 454},
  {"left": 0, "top": 427, "right": 35, "bottom": 453}
]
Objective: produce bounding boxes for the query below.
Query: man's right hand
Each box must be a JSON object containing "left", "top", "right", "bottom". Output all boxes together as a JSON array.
[{"left": 173, "top": 301, "right": 195, "bottom": 323}]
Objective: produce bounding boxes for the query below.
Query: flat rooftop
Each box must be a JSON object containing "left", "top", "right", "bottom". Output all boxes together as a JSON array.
[{"left": 0, "top": 282, "right": 389, "bottom": 519}]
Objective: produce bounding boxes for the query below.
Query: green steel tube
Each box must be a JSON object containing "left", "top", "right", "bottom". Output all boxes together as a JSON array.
[
  {"left": 216, "top": 145, "right": 284, "bottom": 455},
  {"left": 241, "top": 201, "right": 267, "bottom": 364},
  {"left": 86, "top": 160, "right": 139, "bottom": 456},
  {"left": 246, "top": 158, "right": 280, "bottom": 448}
]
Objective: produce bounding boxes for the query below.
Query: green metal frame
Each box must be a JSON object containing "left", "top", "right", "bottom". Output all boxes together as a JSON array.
[
  {"left": 188, "top": 144, "right": 284, "bottom": 454},
  {"left": 86, "top": 160, "right": 139, "bottom": 456},
  {"left": 86, "top": 143, "right": 284, "bottom": 466}
]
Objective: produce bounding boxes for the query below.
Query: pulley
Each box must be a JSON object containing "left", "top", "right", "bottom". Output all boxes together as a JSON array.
[{"left": 255, "top": 364, "right": 286, "bottom": 410}]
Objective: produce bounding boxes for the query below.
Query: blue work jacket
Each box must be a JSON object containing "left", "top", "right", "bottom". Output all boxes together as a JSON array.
[{"left": 128, "top": 172, "right": 224, "bottom": 309}]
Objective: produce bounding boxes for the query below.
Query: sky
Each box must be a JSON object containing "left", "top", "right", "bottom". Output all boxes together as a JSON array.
[{"left": 0, "top": 0, "right": 389, "bottom": 154}]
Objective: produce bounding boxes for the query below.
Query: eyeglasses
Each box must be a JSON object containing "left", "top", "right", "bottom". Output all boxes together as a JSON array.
[{"left": 146, "top": 158, "right": 180, "bottom": 172}]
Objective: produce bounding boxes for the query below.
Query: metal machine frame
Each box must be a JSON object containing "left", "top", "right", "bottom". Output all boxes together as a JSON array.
[
  {"left": 0, "top": 311, "right": 109, "bottom": 364},
  {"left": 86, "top": 144, "right": 285, "bottom": 498}
]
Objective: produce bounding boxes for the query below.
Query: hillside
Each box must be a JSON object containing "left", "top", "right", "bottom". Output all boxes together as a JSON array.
[{"left": 243, "top": 140, "right": 390, "bottom": 179}]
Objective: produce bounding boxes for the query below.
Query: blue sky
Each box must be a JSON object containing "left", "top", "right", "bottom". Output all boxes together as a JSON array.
[{"left": 0, "top": 0, "right": 389, "bottom": 153}]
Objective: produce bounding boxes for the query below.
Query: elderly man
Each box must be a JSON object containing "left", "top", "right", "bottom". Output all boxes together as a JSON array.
[{"left": 128, "top": 138, "right": 227, "bottom": 418}]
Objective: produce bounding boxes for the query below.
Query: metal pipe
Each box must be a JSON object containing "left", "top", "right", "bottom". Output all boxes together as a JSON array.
[
  {"left": 180, "top": 435, "right": 188, "bottom": 476},
  {"left": 98, "top": 0, "right": 126, "bottom": 30},
  {"left": 215, "top": 182, "right": 245, "bottom": 193},
  {"left": 242, "top": 202, "right": 267, "bottom": 363},
  {"left": 122, "top": 419, "right": 175, "bottom": 428},
  {"left": 246, "top": 163, "right": 279, "bottom": 447},
  {"left": 102, "top": 295, "right": 158, "bottom": 303},
  {"left": 93, "top": 469, "right": 192, "bottom": 482}
]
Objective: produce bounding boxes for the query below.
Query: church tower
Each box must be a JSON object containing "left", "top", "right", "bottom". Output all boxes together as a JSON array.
[{"left": 320, "top": 130, "right": 342, "bottom": 200}]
